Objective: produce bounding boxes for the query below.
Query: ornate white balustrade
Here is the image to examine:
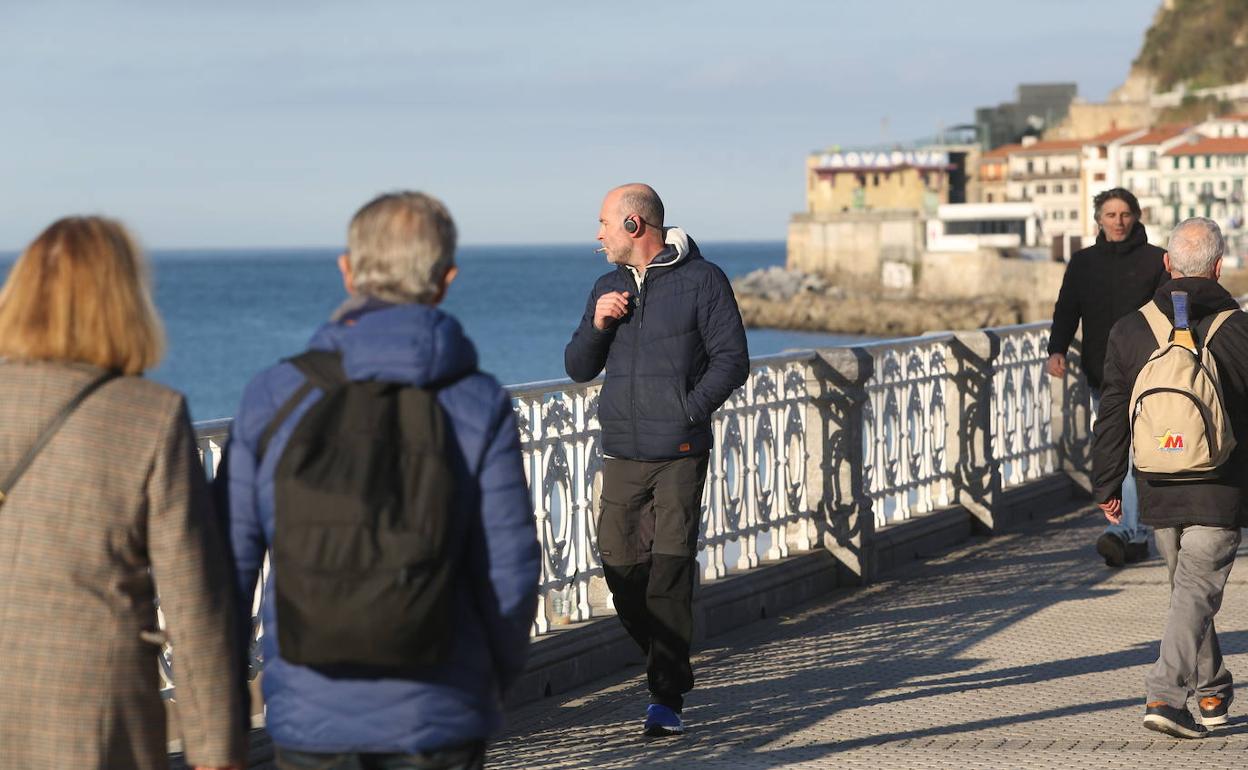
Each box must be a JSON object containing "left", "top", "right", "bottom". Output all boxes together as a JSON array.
[{"left": 173, "top": 321, "right": 1088, "bottom": 697}]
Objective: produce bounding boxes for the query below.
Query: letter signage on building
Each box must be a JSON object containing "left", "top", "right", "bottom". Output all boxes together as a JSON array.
[{"left": 816, "top": 150, "right": 950, "bottom": 170}]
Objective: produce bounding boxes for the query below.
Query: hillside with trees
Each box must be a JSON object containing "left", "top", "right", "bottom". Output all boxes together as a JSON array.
[{"left": 1134, "top": 0, "right": 1248, "bottom": 92}]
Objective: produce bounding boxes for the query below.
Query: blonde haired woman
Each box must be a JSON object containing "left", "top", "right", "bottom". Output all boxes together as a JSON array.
[{"left": 0, "top": 217, "right": 246, "bottom": 770}]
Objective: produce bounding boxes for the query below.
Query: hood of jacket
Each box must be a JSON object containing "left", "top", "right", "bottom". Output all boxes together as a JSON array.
[
  {"left": 625, "top": 227, "right": 699, "bottom": 286},
  {"left": 306, "top": 297, "right": 478, "bottom": 386},
  {"left": 1152, "top": 276, "right": 1240, "bottom": 322}
]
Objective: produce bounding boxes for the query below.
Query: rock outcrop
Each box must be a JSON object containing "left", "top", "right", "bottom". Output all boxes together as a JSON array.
[{"left": 732, "top": 268, "right": 1027, "bottom": 337}]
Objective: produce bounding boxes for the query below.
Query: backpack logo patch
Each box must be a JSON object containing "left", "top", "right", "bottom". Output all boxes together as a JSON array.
[{"left": 1156, "top": 430, "right": 1185, "bottom": 452}]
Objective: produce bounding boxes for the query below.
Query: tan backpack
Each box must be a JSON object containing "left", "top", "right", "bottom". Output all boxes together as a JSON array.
[{"left": 1129, "top": 302, "right": 1238, "bottom": 479}]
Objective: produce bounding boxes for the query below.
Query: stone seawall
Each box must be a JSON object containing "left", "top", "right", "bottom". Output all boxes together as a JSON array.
[{"left": 736, "top": 291, "right": 1028, "bottom": 337}]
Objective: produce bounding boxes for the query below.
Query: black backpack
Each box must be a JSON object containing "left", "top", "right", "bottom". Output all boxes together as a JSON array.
[{"left": 257, "top": 350, "right": 458, "bottom": 671}]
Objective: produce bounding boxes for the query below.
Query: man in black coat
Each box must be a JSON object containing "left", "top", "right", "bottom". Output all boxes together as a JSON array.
[
  {"left": 1093, "top": 217, "right": 1248, "bottom": 739},
  {"left": 565, "top": 183, "right": 749, "bottom": 737},
  {"left": 1048, "top": 187, "right": 1168, "bottom": 567}
]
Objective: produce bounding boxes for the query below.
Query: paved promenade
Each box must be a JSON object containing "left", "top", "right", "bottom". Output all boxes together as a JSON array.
[{"left": 489, "top": 503, "right": 1248, "bottom": 769}]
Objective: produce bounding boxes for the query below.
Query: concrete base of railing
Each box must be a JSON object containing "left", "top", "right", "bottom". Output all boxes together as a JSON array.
[{"left": 508, "top": 472, "right": 1088, "bottom": 710}]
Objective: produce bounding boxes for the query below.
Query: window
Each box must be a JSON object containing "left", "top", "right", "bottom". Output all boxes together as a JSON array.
[
  {"left": 1190, "top": 207, "right": 1197, "bottom": 217},
  {"left": 1206, "top": 155, "right": 1213, "bottom": 168},
  {"left": 1150, "top": 178, "right": 1159, "bottom": 195},
  {"left": 873, "top": 174, "right": 880, "bottom": 187},
  {"left": 1055, "top": 183, "right": 1064, "bottom": 194},
  {"left": 1189, "top": 182, "right": 1197, "bottom": 192},
  {"left": 1190, "top": 156, "right": 1197, "bottom": 169},
  {"left": 1149, "top": 151, "right": 1157, "bottom": 169},
  {"left": 1125, "top": 153, "right": 1134, "bottom": 169},
  {"left": 1036, "top": 184, "right": 1047, "bottom": 194},
  {"left": 1070, "top": 209, "right": 1078, "bottom": 220},
  {"left": 1053, "top": 210, "right": 1063, "bottom": 220},
  {"left": 986, "top": 192, "right": 994, "bottom": 202},
  {"left": 1222, "top": 180, "right": 1229, "bottom": 191},
  {"left": 1094, "top": 172, "right": 1106, "bottom": 181},
  {"left": 1027, "top": 160, "right": 1034, "bottom": 174},
  {"left": 1071, "top": 182, "right": 1078, "bottom": 192},
  {"left": 1173, "top": 157, "right": 1180, "bottom": 170}
]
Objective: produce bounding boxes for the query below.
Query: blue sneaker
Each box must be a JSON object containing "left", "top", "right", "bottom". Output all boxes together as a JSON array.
[{"left": 643, "top": 704, "right": 684, "bottom": 736}]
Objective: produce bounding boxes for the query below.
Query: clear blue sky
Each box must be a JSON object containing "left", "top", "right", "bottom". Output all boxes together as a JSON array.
[{"left": 1, "top": 0, "right": 1158, "bottom": 249}]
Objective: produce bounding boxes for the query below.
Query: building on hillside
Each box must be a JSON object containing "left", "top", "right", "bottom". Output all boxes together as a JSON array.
[
  {"left": 1004, "top": 137, "right": 1085, "bottom": 249},
  {"left": 1118, "top": 124, "right": 1196, "bottom": 242},
  {"left": 1080, "top": 127, "right": 1148, "bottom": 237},
  {"left": 975, "top": 83, "right": 1078, "bottom": 150},
  {"left": 1161, "top": 136, "right": 1248, "bottom": 263},
  {"left": 1195, "top": 113, "right": 1248, "bottom": 139},
  {"left": 804, "top": 149, "right": 952, "bottom": 215}
]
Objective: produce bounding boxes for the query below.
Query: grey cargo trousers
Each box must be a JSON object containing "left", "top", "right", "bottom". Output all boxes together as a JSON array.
[{"left": 1146, "top": 525, "right": 1241, "bottom": 708}]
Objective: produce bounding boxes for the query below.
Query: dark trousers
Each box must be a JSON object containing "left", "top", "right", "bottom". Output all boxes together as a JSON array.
[
  {"left": 275, "top": 742, "right": 485, "bottom": 770},
  {"left": 598, "top": 454, "right": 709, "bottom": 712}
]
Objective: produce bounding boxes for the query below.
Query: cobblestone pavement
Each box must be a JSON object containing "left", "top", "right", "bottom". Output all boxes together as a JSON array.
[{"left": 489, "top": 506, "right": 1248, "bottom": 769}]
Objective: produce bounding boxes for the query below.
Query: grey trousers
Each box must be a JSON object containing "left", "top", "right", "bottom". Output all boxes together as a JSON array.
[{"left": 1146, "top": 525, "right": 1241, "bottom": 707}]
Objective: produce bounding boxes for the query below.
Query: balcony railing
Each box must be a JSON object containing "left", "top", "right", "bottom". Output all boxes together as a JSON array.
[{"left": 170, "top": 321, "right": 1088, "bottom": 698}]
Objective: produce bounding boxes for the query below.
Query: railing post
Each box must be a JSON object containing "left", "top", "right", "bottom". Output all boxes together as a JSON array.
[
  {"left": 1052, "top": 341, "right": 1093, "bottom": 493},
  {"left": 947, "top": 330, "right": 1002, "bottom": 531},
  {"left": 811, "top": 347, "right": 876, "bottom": 585}
]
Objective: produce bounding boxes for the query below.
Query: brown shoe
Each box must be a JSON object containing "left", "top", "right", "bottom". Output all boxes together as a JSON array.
[
  {"left": 1199, "top": 692, "right": 1233, "bottom": 727},
  {"left": 1144, "top": 701, "right": 1207, "bottom": 739}
]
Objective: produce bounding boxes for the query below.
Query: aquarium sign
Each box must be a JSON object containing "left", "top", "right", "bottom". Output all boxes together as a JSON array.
[{"left": 816, "top": 150, "right": 949, "bottom": 170}]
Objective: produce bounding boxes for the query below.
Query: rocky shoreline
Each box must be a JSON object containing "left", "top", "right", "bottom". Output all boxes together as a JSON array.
[{"left": 732, "top": 267, "right": 1031, "bottom": 338}]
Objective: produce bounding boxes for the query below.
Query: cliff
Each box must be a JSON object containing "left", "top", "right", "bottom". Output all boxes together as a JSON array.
[{"left": 1131, "top": 0, "right": 1248, "bottom": 93}]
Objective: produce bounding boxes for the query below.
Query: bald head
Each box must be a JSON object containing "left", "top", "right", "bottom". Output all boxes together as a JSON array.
[
  {"left": 610, "top": 183, "right": 665, "bottom": 229},
  {"left": 1167, "top": 217, "right": 1224, "bottom": 278}
]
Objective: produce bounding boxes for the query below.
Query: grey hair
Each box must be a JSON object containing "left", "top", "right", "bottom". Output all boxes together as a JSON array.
[
  {"left": 615, "top": 183, "right": 665, "bottom": 227},
  {"left": 346, "top": 191, "right": 457, "bottom": 304},
  {"left": 1167, "top": 217, "right": 1224, "bottom": 277}
]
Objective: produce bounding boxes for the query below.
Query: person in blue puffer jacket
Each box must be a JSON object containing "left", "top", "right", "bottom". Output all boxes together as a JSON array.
[
  {"left": 565, "top": 183, "right": 749, "bottom": 737},
  {"left": 218, "top": 191, "right": 540, "bottom": 770}
]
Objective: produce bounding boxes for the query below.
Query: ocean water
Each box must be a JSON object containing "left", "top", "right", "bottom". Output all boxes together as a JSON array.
[{"left": 1, "top": 242, "right": 868, "bottom": 421}]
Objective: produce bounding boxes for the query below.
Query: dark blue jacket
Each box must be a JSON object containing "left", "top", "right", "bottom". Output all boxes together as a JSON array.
[
  {"left": 564, "top": 229, "right": 749, "bottom": 460},
  {"left": 219, "top": 300, "right": 540, "bottom": 754}
]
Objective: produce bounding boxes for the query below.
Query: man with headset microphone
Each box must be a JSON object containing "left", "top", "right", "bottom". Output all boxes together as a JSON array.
[{"left": 565, "top": 183, "right": 749, "bottom": 737}]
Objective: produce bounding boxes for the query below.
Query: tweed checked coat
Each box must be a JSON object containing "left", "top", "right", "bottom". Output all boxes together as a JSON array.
[{"left": 0, "top": 361, "right": 246, "bottom": 769}]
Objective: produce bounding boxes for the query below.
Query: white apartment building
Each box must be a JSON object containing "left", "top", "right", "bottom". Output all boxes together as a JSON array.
[
  {"left": 1160, "top": 136, "right": 1248, "bottom": 262},
  {"left": 1116, "top": 125, "right": 1195, "bottom": 244},
  {"left": 1004, "top": 137, "right": 1084, "bottom": 245},
  {"left": 1194, "top": 113, "right": 1248, "bottom": 139},
  {"left": 1080, "top": 127, "right": 1147, "bottom": 238}
]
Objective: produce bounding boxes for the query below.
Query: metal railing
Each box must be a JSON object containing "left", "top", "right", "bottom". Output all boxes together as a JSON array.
[{"left": 165, "top": 321, "right": 1087, "bottom": 696}]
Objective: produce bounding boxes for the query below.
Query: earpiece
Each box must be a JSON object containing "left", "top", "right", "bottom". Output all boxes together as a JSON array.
[{"left": 623, "top": 217, "right": 638, "bottom": 234}]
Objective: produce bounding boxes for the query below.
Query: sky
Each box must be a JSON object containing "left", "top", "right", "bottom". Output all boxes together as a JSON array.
[{"left": 1, "top": 1, "right": 1160, "bottom": 249}]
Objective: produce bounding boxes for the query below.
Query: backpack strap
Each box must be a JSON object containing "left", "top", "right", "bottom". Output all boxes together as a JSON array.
[
  {"left": 256, "top": 351, "right": 348, "bottom": 461},
  {"left": 1200, "top": 309, "right": 1237, "bottom": 346},
  {"left": 1140, "top": 301, "right": 1173, "bottom": 347}
]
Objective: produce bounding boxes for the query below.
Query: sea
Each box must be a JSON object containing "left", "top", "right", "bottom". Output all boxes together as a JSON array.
[{"left": 0, "top": 242, "right": 868, "bottom": 422}]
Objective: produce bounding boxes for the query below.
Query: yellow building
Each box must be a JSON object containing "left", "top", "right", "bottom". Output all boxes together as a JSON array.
[{"left": 806, "top": 149, "right": 951, "bottom": 215}]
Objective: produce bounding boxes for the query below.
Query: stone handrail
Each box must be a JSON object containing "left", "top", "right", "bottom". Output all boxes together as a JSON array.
[{"left": 173, "top": 321, "right": 1089, "bottom": 697}]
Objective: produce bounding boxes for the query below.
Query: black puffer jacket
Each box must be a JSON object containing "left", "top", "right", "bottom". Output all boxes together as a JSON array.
[
  {"left": 1092, "top": 277, "right": 1248, "bottom": 529},
  {"left": 564, "top": 229, "right": 749, "bottom": 461},
  {"left": 1048, "top": 222, "right": 1167, "bottom": 389}
]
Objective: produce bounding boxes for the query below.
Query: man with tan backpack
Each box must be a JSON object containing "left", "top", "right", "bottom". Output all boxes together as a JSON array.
[{"left": 1092, "top": 217, "right": 1248, "bottom": 740}]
